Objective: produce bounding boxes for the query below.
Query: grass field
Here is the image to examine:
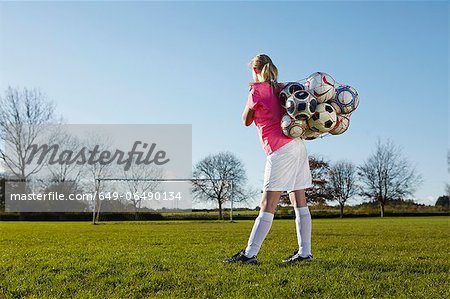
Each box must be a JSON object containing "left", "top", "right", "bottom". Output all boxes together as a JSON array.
[{"left": 0, "top": 217, "right": 449, "bottom": 298}]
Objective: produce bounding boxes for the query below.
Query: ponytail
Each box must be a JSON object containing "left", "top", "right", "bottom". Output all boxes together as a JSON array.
[
  {"left": 250, "top": 54, "right": 279, "bottom": 94},
  {"left": 260, "top": 62, "right": 279, "bottom": 93}
]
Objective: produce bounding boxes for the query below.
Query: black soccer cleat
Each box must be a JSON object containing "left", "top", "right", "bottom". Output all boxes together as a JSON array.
[
  {"left": 282, "top": 250, "right": 313, "bottom": 264},
  {"left": 223, "top": 250, "right": 258, "bottom": 264}
]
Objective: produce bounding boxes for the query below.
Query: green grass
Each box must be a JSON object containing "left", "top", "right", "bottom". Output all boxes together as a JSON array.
[{"left": 0, "top": 217, "right": 449, "bottom": 298}]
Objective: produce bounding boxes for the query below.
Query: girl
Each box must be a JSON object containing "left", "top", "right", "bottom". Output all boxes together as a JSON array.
[{"left": 223, "top": 54, "right": 314, "bottom": 265}]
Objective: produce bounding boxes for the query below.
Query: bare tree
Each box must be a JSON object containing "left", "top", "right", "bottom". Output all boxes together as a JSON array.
[
  {"left": 193, "top": 152, "right": 254, "bottom": 220},
  {"left": 358, "top": 138, "right": 422, "bottom": 217},
  {"left": 48, "top": 131, "right": 83, "bottom": 183},
  {"left": 122, "top": 162, "right": 162, "bottom": 219},
  {"left": 81, "top": 134, "right": 114, "bottom": 224},
  {"left": 307, "top": 155, "right": 332, "bottom": 205},
  {"left": 0, "top": 87, "right": 56, "bottom": 180},
  {"left": 328, "top": 161, "right": 358, "bottom": 218},
  {"left": 31, "top": 130, "right": 91, "bottom": 212},
  {"left": 37, "top": 130, "right": 84, "bottom": 193}
]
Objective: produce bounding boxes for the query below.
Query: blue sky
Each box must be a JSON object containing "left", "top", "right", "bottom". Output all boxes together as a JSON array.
[{"left": 0, "top": 1, "right": 448, "bottom": 207}]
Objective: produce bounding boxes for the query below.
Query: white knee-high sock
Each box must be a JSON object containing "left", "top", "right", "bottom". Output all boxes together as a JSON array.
[
  {"left": 294, "top": 207, "right": 312, "bottom": 257},
  {"left": 244, "top": 212, "right": 274, "bottom": 257}
]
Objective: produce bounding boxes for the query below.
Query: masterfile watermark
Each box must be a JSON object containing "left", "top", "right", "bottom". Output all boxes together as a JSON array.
[
  {"left": 26, "top": 141, "right": 170, "bottom": 171},
  {"left": 4, "top": 124, "right": 193, "bottom": 212}
]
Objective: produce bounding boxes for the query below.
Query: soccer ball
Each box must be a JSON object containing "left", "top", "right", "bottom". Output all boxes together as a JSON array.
[
  {"left": 281, "top": 114, "right": 308, "bottom": 138},
  {"left": 279, "top": 82, "right": 306, "bottom": 108},
  {"left": 305, "top": 72, "right": 336, "bottom": 103},
  {"left": 308, "top": 103, "right": 337, "bottom": 133},
  {"left": 301, "top": 129, "right": 322, "bottom": 140},
  {"left": 330, "top": 85, "right": 359, "bottom": 114},
  {"left": 285, "top": 90, "right": 318, "bottom": 120},
  {"left": 329, "top": 115, "right": 350, "bottom": 135}
]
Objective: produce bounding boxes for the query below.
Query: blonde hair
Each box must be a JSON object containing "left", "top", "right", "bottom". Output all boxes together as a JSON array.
[{"left": 250, "top": 54, "right": 279, "bottom": 93}]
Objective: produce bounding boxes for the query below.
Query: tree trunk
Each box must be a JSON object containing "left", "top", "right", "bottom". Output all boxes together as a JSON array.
[
  {"left": 95, "top": 205, "right": 101, "bottom": 223},
  {"left": 218, "top": 200, "right": 223, "bottom": 220},
  {"left": 340, "top": 204, "right": 344, "bottom": 218},
  {"left": 95, "top": 197, "right": 102, "bottom": 223},
  {"left": 92, "top": 188, "right": 99, "bottom": 225},
  {"left": 380, "top": 201, "right": 385, "bottom": 217}
]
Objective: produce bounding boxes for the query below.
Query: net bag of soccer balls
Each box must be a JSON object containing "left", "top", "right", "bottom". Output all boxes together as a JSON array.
[{"left": 280, "top": 72, "right": 359, "bottom": 140}]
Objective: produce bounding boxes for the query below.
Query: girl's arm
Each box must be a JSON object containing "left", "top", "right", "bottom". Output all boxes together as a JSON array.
[{"left": 242, "top": 106, "right": 254, "bottom": 127}]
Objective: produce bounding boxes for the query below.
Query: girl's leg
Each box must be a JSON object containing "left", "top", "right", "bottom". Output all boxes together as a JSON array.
[
  {"left": 289, "top": 189, "right": 312, "bottom": 257},
  {"left": 244, "top": 191, "right": 282, "bottom": 258}
]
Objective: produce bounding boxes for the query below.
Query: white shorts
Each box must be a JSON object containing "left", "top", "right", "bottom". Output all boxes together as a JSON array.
[{"left": 263, "top": 138, "right": 313, "bottom": 192}]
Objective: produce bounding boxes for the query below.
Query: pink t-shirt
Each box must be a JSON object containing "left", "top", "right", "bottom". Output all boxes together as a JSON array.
[{"left": 246, "top": 82, "right": 294, "bottom": 155}]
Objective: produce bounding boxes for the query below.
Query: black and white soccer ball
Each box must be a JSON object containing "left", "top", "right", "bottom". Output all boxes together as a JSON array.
[
  {"left": 307, "top": 103, "right": 337, "bottom": 133},
  {"left": 281, "top": 114, "right": 308, "bottom": 138},
  {"left": 329, "top": 114, "right": 350, "bottom": 135},
  {"left": 285, "top": 90, "right": 318, "bottom": 120},
  {"left": 279, "top": 82, "right": 305, "bottom": 108}
]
